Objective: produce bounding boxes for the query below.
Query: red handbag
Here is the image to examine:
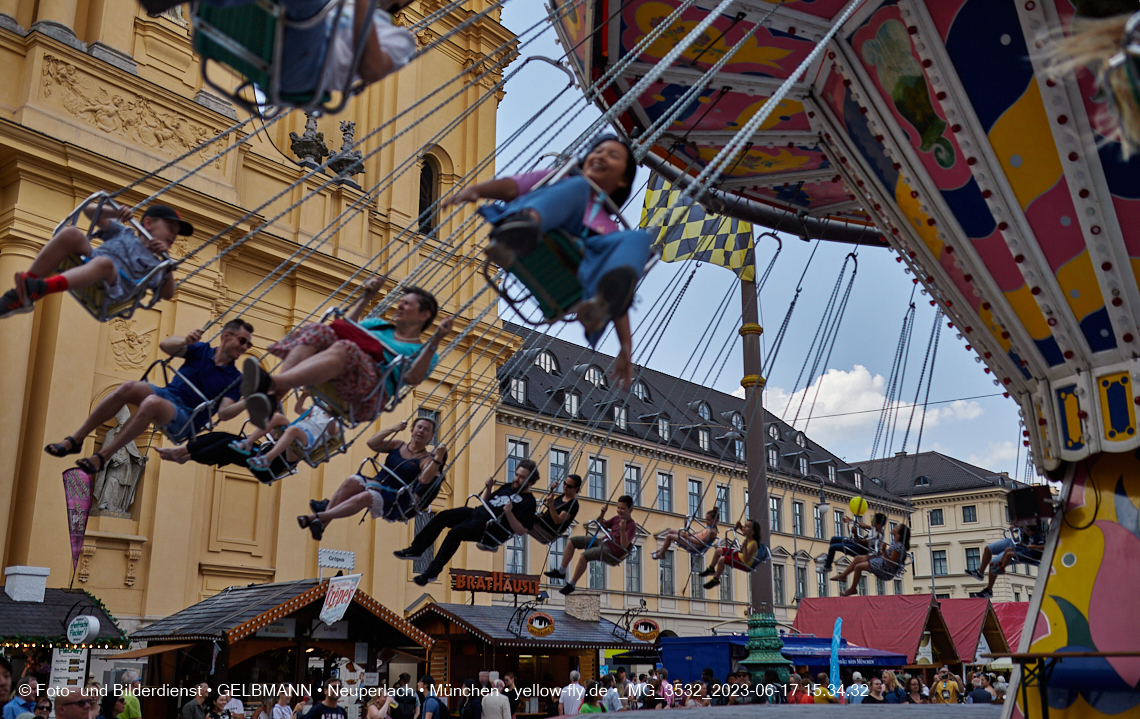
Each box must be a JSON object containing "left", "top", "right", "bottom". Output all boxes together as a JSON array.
[{"left": 330, "top": 319, "right": 389, "bottom": 362}]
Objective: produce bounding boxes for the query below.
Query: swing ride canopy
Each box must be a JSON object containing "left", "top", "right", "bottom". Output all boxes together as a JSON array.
[{"left": 552, "top": 0, "right": 1140, "bottom": 472}]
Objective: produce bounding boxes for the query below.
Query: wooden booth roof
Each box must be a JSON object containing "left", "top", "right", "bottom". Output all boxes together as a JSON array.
[
  {"left": 409, "top": 603, "right": 650, "bottom": 651},
  {"left": 0, "top": 588, "right": 129, "bottom": 648},
  {"left": 132, "top": 579, "right": 432, "bottom": 648}
]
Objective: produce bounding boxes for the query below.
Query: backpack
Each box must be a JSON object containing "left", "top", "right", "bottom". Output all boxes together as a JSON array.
[
  {"left": 424, "top": 697, "right": 450, "bottom": 719},
  {"left": 390, "top": 689, "right": 416, "bottom": 719}
]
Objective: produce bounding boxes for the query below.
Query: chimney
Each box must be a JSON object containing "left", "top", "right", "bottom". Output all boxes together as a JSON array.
[
  {"left": 894, "top": 451, "right": 907, "bottom": 457},
  {"left": 4, "top": 566, "right": 49, "bottom": 602},
  {"left": 564, "top": 591, "right": 600, "bottom": 622}
]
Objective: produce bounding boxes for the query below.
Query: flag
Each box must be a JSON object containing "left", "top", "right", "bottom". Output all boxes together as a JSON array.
[
  {"left": 830, "top": 617, "right": 842, "bottom": 701},
  {"left": 62, "top": 469, "right": 93, "bottom": 571},
  {"left": 640, "top": 173, "right": 756, "bottom": 281}
]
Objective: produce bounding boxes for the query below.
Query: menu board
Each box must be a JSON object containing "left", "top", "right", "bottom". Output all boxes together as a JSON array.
[{"left": 50, "top": 648, "right": 88, "bottom": 690}]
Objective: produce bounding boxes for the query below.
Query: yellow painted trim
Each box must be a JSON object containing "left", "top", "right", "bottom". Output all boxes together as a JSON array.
[{"left": 739, "top": 323, "right": 764, "bottom": 336}]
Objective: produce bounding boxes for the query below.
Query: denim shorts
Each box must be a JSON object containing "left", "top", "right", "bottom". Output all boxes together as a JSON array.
[
  {"left": 149, "top": 384, "right": 196, "bottom": 442},
  {"left": 988, "top": 537, "right": 1015, "bottom": 567}
]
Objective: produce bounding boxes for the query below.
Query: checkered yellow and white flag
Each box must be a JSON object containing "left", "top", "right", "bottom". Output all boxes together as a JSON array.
[{"left": 640, "top": 173, "right": 756, "bottom": 281}]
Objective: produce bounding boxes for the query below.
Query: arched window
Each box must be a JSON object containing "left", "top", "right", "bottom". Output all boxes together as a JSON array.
[
  {"left": 732, "top": 413, "right": 745, "bottom": 431},
  {"left": 767, "top": 424, "right": 779, "bottom": 440},
  {"left": 418, "top": 156, "right": 440, "bottom": 235},
  {"left": 795, "top": 433, "right": 806, "bottom": 448},
  {"left": 585, "top": 366, "right": 606, "bottom": 389},
  {"left": 534, "top": 351, "right": 559, "bottom": 374},
  {"left": 632, "top": 380, "right": 650, "bottom": 401},
  {"left": 697, "top": 402, "right": 711, "bottom": 421},
  {"left": 915, "top": 475, "right": 931, "bottom": 487}
]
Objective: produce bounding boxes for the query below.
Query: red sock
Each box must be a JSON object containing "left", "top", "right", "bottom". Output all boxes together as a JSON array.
[
  {"left": 44, "top": 275, "right": 69, "bottom": 294},
  {"left": 25, "top": 272, "right": 38, "bottom": 280}
]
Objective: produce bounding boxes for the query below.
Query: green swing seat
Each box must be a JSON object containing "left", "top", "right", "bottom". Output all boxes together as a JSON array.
[{"left": 485, "top": 229, "right": 586, "bottom": 325}]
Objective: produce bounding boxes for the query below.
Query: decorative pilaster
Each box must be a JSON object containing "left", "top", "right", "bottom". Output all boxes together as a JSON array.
[{"left": 739, "top": 610, "right": 790, "bottom": 684}]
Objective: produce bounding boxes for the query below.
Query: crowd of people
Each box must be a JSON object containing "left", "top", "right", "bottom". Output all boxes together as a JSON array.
[{"left": 0, "top": 660, "right": 1013, "bottom": 719}]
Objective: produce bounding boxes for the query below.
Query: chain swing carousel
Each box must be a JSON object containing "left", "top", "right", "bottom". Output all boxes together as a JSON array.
[{"left": 550, "top": 0, "right": 1140, "bottom": 716}]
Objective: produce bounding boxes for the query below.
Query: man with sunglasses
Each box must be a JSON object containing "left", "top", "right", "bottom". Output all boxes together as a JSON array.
[
  {"left": 54, "top": 688, "right": 94, "bottom": 719},
  {"left": 45, "top": 320, "right": 253, "bottom": 475}
]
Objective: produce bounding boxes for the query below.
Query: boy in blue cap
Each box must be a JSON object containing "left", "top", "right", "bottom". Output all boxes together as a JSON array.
[{"left": 0, "top": 202, "right": 189, "bottom": 319}]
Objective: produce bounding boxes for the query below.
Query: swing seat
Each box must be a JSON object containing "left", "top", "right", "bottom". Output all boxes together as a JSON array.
[
  {"left": 298, "top": 427, "right": 346, "bottom": 468},
  {"left": 192, "top": 0, "right": 364, "bottom": 115},
  {"left": 467, "top": 493, "right": 513, "bottom": 552},
  {"left": 356, "top": 456, "right": 444, "bottom": 523},
  {"left": 529, "top": 517, "right": 577, "bottom": 545},
  {"left": 304, "top": 309, "right": 416, "bottom": 428},
  {"left": 584, "top": 519, "right": 647, "bottom": 567},
  {"left": 485, "top": 229, "right": 585, "bottom": 325},
  {"left": 56, "top": 253, "right": 173, "bottom": 322}
]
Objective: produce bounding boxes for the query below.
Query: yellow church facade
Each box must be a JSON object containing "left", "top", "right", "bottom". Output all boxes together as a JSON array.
[{"left": 0, "top": 0, "right": 520, "bottom": 635}]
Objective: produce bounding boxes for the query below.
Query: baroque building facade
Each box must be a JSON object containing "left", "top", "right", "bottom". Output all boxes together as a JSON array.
[
  {"left": 855, "top": 452, "right": 1040, "bottom": 603},
  {"left": 0, "top": 0, "right": 517, "bottom": 650}
]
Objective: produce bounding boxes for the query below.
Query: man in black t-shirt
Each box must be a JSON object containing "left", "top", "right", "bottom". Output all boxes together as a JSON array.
[
  {"left": 536, "top": 474, "right": 581, "bottom": 538},
  {"left": 303, "top": 681, "right": 347, "bottom": 719},
  {"left": 399, "top": 460, "right": 540, "bottom": 585}
]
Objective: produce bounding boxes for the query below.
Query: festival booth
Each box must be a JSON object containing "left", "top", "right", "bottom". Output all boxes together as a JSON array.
[
  {"left": 408, "top": 579, "right": 648, "bottom": 716},
  {"left": 792, "top": 595, "right": 959, "bottom": 682},
  {"left": 989, "top": 602, "right": 1030, "bottom": 672},
  {"left": 938, "top": 599, "right": 1011, "bottom": 673},
  {"left": 0, "top": 566, "right": 129, "bottom": 689},
  {"left": 120, "top": 578, "right": 431, "bottom": 718}
]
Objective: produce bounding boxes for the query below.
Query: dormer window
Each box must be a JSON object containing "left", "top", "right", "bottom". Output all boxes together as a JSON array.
[
  {"left": 828, "top": 465, "right": 838, "bottom": 484},
  {"left": 658, "top": 417, "right": 671, "bottom": 441},
  {"left": 535, "top": 351, "right": 558, "bottom": 374},
  {"left": 768, "top": 425, "right": 779, "bottom": 440},
  {"left": 853, "top": 470, "right": 861, "bottom": 489},
  {"left": 698, "top": 428, "right": 710, "bottom": 451},
  {"left": 585, "top": 366, "right": 606, "bottom": 389},
  {"left": 872, "top": 477, "right": 883, "bottom": 485},
  {"left": 509, "top": 377, "right": 527, "bottom": 404},
  {"left": 915, "top": 475, "right": 931, "bottom": 487},
  {"left": 632, "top": 380, "right": 650, "bottom": 401},
  {"left": 735, "top": 439, "right": 746, "bottom": 461},
  {"left": 697, "top": 403, "right": 711, "bottom": 421},
  {"left": 732, "top": 413, "right": 745, "bottom": 431},
  {"left": 564, "top": 392, "right": 580, "bottom": 418},
  {"left": 795, "top": 434, "right": 806, "bottom": 449},
  {"left": 614, "top": 405, "right": 627, "bottom": 430},
  {"left": 798, "top": 457, "right": 808, "bottom": 475}
]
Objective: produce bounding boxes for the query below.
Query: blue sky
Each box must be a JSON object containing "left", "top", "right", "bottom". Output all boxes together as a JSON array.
[{"left": 489, "top": 2, "right": 1029, "bottom": 479}]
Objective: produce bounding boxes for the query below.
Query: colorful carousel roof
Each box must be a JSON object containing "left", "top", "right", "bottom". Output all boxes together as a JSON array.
[{"left": 553, "top": 0, "right": 1140, "bottom": 471}]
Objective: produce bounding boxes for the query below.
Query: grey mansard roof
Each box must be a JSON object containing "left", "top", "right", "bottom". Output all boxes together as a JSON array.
[{"left": 496, "top": 323, "right": 906, "bottom": 506}]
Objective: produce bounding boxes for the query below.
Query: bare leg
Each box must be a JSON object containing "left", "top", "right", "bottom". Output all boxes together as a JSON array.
[
  {"left": 316, "top": 491, "right": 373, "bottom": 527},
  {"left": 986, "top": 550, "right": 1012, "bottom": 591},
  {"left": 157, "top": 446, "right": 191, "bottom": 463},
  {"left": 259, "top": 426, "right": 305, "bottom": 463},
  {"left": 570, "top": 555, "right": 589, "bottom": 585},
  {"left": 842, "top": 566, "right": 866, "bottom": 596},
  {"left": 560, "top": 539, "right": 579, "bottom": 571},
  {"left": 654, "top": 529, "right": 679, "bottom": 558},
  {"left": 66, "top": 381, "right": 157, "bottom": 445},
  {"left": 277, "top": 343, "right": 320, "bottom": 374},
  {"left": 270, "top": 344, "right": 348, "bottom": 394},
  {"left": 833, "top": 555, "right": 870, "bottom": 581},
  {"left": 100, "top": 394, "right": 175, "bottom": 457},
  {"left": 238, "top": 413, "right": 286, "bottom": 451}
]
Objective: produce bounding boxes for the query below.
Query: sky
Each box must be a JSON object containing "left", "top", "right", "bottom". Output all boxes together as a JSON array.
[{"left": 488, "top": 2, "right": 1031, "bottom": 480}]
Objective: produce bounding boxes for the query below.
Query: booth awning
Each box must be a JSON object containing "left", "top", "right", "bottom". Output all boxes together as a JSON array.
[
  {"left": 992, "top": 602, "right": 1030, "bottom": 651},
  {"left": 104, "top": 643, "right": 195, "bottom": 660},
  {"left": 939, "top": 598, "right": 1010, "bottom": 664},
  {"left": 792, "top": 595, "right": 958, "bottom": 665},
  {"left": 132, "top": 579, "right": 432, "bottom": 650}
]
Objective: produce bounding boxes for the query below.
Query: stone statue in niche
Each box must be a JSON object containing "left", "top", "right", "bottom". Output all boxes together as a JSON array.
[{"left": 92, "top": 406, "right": 145, "bottom": 517}]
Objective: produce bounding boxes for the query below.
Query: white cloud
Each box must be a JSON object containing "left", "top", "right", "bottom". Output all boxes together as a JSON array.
[
  {"left": 967, "top": 441, "right": 1020, "bottom": 473},
  {"left": 762, "top": 365, "right": 985, "bottom": 459},
  {"left": 732, "top": 386, "right": 746, "bottom": 399}
]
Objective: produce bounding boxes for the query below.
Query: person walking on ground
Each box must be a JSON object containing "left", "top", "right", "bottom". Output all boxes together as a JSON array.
[
  {"left": 303, "top": 681, "right": 347, "bottom": 719},
  {"left": 180, "top": 683, "right": 210, "bottom": 719},
  {"left": 558, "top": 672, "right": 584, "bottom": 716},
  {"left": 271, "top": 693, "right": 293, "bottom": 719},
  {"left": 480, "top": 681, "right": 509, "bottom": 719}
]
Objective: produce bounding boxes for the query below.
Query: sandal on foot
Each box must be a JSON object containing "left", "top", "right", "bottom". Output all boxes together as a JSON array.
[
  {"left": 229, "top": 440, "right": 253, "bottom": 456},
  {"left": 75, "top": 453, "right": 106, "bottom": 475},
  {"left": 310, "top": 498, "right": 330, "bottom": 515},
  {"left": 247, "top": 455, "right": 271, "bottom": 470},
  {"left": 45, "top": 436, "right": 83, "bottom": 457}
]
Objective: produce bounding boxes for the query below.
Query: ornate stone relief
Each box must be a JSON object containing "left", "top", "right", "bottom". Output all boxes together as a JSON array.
[
  {"left": 109, "top": 317, "right": 155, "bottom": 370},
  {"left": 78, "top": 542, "right": 96, "bottom": 583},
  {"left": 41, "top": 55, "right": 220, "bottom": 165}
]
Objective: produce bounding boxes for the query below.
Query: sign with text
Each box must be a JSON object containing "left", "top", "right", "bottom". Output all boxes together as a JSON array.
[
  {"left": 255, "top": 618, "right": 296, "bottom": 638},
  {"left": 318, "top": 548, "right": 356, "bottom": 571},
  {"left": 320, "top": 574, "right": 361, "bottom": 626},
  {"left": 525, "top": 612, "right": 555, "bottom": 637},
  {"left": 449, "top": 569, "right": 540, "bottom": 595},
  {"left": 311, "top": 619, "right": 349, "bottom": 640},
  {"left": 49, "top": 648, "right": 87, "bottom": 691}
]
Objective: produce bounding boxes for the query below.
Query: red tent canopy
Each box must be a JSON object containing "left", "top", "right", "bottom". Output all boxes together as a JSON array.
[
  {"left": 792, "top": 595, "right": 958, "bottom": 665},
  {"left": 938, "top": 599, "right": 1010, "bottom": 664},
  {"left": 992, "top": 602, "right": 1030, "bottom": 651}
]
